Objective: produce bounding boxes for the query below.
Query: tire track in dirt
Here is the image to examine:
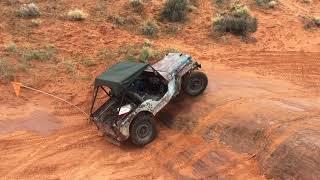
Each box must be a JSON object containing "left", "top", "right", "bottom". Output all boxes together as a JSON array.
[
  {"left": 1, "top": 69, "right": 266, "bottom": 179},
  {"left": 220, "top": 51, "right": 320, "bottom": 89}
]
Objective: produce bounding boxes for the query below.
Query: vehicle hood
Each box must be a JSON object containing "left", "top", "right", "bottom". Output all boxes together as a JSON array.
[{"left": 150, "top": 53, "right": 192, "bottom": 80}]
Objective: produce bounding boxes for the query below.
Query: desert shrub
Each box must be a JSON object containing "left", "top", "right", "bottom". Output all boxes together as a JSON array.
[
  {"left": 4, "top": 43, "right": 18, "bottom": 53},
  {"left": 0, "top": 59, "right": 14, "bottom": 81},
  {"left": 130, "top": 0, "right": 144, "bottom": 12},
  {"left": 31, "top": 19, "right": 42, "bottom": 27},
  {"left": 110, "top": 15, "right": 126, "bottom": 25},
  {"left": 139, "top": 47, "right": 158, "bottom": 62},
  {"left": 315, "top": 17, "right": 320, "bottom": 26},
  {"left": 81, "top": 57, "right": 96, "bottom": 67},
  {"left": 304, "top": 16, "right": 320, "bottom": 29},
  {"left": 213, "top": 4, "right": 258, "bottom": 36},
  {"left": 164, "top": 25, "right": 179, "bottom": 35},
  {"left": 141, "top": 20, "right": 159, "bottom": 36},
  {"left": 256, "top": 0, "right": 278, "bottom": 8},
  {"left": 116, "top": 42, "right": 162, "bottom": 62},
  {"left": 22, "top": 45, "right": 56, "bottom": 62},
  {"left": 17, "top": 3, "right": 40, "bottom": 18},
  {"left": 161, "top": 0, "right": 189, "bottom": 22},
  {"left": 230, "top": 4, "right": 251, "bottom": 17},
  {"left": 143, "top": 39, "right": 152, "bottom": 47},
  {"left": 67, "top": 9, "right": 87, "bottom": 21}
]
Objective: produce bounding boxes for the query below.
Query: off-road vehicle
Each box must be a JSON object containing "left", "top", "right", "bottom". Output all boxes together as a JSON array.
[{"left": 90, "top": 53, "right": 208, "bottom": 146}]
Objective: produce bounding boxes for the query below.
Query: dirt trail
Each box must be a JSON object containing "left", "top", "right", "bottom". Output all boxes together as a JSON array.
[{"left": 1, "top": 62, "right": 320, "bottom": 179}]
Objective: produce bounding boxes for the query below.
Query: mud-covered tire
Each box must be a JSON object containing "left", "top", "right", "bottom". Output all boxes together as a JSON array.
[
  {"left": 182, "top": 71, "right": 208, "bottom": 96},
  {"left": 130, "top": 114, "right": 157, "bottom": 146}
]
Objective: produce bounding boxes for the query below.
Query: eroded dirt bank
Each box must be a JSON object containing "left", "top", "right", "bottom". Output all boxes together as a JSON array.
[{"left": 1, "top": 63, "right": 320, "bottom": 179}]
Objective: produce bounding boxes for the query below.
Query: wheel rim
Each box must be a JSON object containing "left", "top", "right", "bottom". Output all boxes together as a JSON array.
[
  {"left": 188, "top": 77, "right": 204, "bottom": 92},
  {"left": 136, "top": 124, "right": 150, "bottom": 139}
]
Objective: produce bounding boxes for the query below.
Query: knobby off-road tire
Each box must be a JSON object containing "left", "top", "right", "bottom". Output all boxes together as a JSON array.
[
  {"left": 182, "top": 71, "right": 208, "bottom": 96},
  {"left": 130, "top": 114, "right": 157, "bottom": 146}
]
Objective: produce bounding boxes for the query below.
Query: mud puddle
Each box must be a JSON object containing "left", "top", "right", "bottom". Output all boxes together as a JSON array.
[{"left": 0, "top": 110, "right": 61, "bottom": 135}]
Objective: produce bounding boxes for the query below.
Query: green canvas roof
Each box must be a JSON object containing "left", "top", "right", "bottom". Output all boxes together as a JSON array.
[{"left": 95, "top": 61, "right": 149, "bottom": 96}]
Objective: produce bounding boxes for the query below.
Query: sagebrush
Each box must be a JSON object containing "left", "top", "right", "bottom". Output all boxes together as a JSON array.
[
  {"left": 130, "top": 0, "right": 144, "bottom": 12},
  {"left": 141, "top": 20, "right": 159, "bottom": 36},
  {"left": 213, "top": 4, "right": 258, "bottom": 36},
  {"left": 17, "top": 3, "right": 40, "bottom": 17},
  {"left": 139, "top": 47, "right": 157, "bottom": 62},
  {"left": 161, "top": 0, "right": 189, "bottom": 22}
]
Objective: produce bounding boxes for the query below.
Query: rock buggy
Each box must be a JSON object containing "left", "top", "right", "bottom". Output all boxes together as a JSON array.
[{"left": 90, "top": 53, "right": 208, "bottom": 146}]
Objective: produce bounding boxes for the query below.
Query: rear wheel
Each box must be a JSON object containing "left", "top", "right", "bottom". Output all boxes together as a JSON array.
[
  {"left": 130, "top": 114, "right": 157, "bottom": 146},
  {"left": 182, "top": 71, "right": 208, "bottom": 96}
]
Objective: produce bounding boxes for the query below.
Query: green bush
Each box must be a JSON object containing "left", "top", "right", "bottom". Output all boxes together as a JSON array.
[
  {"left": 0, "top": 59, "right": 14, "bottom": 81},
  {"left": 143, "top": 39, "right": 152, "bottom": 47},
  {"left": 161, "top": 0, "right": 189, "bottom": 22},
  {"left": 67, "top": 9, "right": 87, "bottom": 21},
  {"left": 213, "top": 5, "right": 258, "bottom": 36},
  {"left": 139, "top": 47, "right": 157, "bottom": 62},
  {"left": 141, "top": 20, "right": 159, "bottom": 36},
  {"left": 17, "top": 3, "right": 40, "bottom": 18}
]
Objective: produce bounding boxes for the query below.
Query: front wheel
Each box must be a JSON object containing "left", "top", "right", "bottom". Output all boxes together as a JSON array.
[
  {"left": 182, "top": 71, "right": 208, "bottom": 96},
  {"left": 130, "top": 114, "right": 157, "bottom": 146}
]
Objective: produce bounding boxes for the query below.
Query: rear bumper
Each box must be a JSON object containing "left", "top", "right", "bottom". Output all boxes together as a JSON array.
[
  {"left": 92, "top": 117, "right": 127, "bottom": 142},
  {"left": 92, "top": 117, "right": 116, "bottom": 136}
]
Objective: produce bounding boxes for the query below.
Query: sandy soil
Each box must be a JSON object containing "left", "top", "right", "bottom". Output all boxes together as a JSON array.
[{"left": 1, "top": 0, "right": 320, "bottom": 179}]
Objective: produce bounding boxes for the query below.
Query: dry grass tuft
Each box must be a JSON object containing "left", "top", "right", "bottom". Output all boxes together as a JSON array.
[
  {"left": 0, "top": 59, "right": 15, "bottom": 81},
  {"left": 67, "top": 9, "right": 87, "bottom": 21}
]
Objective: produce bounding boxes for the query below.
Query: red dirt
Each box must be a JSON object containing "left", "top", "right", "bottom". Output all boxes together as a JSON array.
[{"left": 1, "top": 0, "right": 320, "bottom": 179}]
